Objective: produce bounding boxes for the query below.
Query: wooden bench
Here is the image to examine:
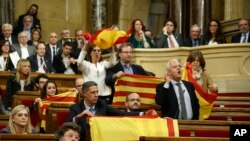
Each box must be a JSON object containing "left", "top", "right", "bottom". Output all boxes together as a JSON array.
[
  {"left": 0, "top": 115, "right": 9, "bottom": 130},
  {"left": 139, "top": 136, "right": 229, "bottom": 141},
  {"left": 0, "top": 134, "right": 54, "bottom": 141},
  {"left": 214, "top": 96, "right": 250, "bottom": 108},
  {"left": 207, "top": 112, "right": 250, "bottom": 121},
  {"left": 45, "top": 103, "right": 72, "bottom": 133},
  {"left": 178, "top": 120, "right": 250, "bottom": 137},
  {"left": 0, "top": 71, "right": 82, "bottom": 99}
]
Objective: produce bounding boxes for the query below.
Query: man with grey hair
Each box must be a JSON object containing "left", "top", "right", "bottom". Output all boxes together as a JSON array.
[
  {"left": 57, "top": 28, "right": 71, "bottom": 49},
  {"left": 12, "top": 32, "right": 35, "bottom": 59},
  {"left": 0, "top": 23, "right": 18, "bottom": 45},
  {"left": 67, "top": 81, "right": 147, "bottom": 141},
  {"left": 14, "top": 15, "right": 34, "bottom": 41},
  {"left": 155, "top": 59, "right": 199, "bottom": 120},
  {"left": 231, "top": 18, "right": 250, "bottom": 43},
  {"left": 184, "top": 24, "right": 202, "bottom": 47}
]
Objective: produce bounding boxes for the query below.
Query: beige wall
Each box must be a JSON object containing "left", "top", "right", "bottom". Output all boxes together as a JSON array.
[
  {"left": 14, "top": 0, "right": 88, "bottom": 42},
  {"left": 131, "top": 44, "right": 250, "bottom": 93},
  {"left": 118, "top": 0, "right": 151, "bottom": 31}
]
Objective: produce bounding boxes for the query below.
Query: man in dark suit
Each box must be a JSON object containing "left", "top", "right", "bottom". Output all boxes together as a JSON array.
[
  {"left": 105, "top": 42, "right": 148, "bottom": 102},
  {"left": 71, "top": 29, "right": 85, "bottom": 59},
  {"left": 27, "top": 42, "right": 55, "bottom": 73},
  {"left": 231, "top": 18, "right": 250, "bottom": 43},
  {"left": 66, "top": 81, "right": 145, "bottom": 141},
  {"left": 155, "top": 59, "right": 199, "bottom": 120},
  {"left": 125, "top": 93, "right": 141, "bottom": 112},
  {"left": 154, "top": 19, "right": 184, "bottom": 48},
  {"left": 45, "top": 32, "right": 60, "bottom": 62},
  {"left": 184, "top": 24, "right": 202, "bottom": 47},
  {"left": 0, "top": 23, "right": 18, "bottom": 45},
  {"left": 53, "top": 41, "right": 78, "bottom": 74}
]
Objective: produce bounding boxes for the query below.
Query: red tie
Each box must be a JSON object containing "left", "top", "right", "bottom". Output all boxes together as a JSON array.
[{"left": 168, "top": 36, "right": 175, "bottom": 48}]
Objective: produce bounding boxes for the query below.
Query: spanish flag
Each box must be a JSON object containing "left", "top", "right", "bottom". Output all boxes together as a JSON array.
[
  {"left": 38, "top": 91, "right": 77, "bottom": 129},
  {"left": 90, "top": 117, "right": 179, "bottom": 141},
  {"left": 90, "top": 28, "right": 129, "bottom": 49},
  {"left": 113, "top": 74, "right": 164, "bottom": 106},
  {"left": 182, "top": 63, "right": 218, "bottom": 120}
]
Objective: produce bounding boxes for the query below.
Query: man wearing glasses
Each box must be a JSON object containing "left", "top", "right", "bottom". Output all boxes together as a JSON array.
[
  {"left": 125, "top": 93, "right": 141, "bottom": 112},
  {"left": 105, "top": 42, "right": 148, "bottom": 103}
]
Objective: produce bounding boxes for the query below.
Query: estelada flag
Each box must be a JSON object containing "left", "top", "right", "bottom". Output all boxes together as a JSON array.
[
  {"left": 113, "top": 74, "right": 164, "bottom": 106},
  {"left": 90, "top": 116, "right": 179, "bottom": 141},
  {"left": 182, "top": 63, "right": 218, "bottom": 120},
  {"left": 38, "top": 91, "right": 77, "bottom": 129}
]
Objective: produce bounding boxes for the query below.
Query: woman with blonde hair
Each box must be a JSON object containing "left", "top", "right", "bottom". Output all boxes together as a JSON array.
[
  {"left": 4, "top": 59, "right": 34, "bottom": 111},
  {"left": 0, "top": 105, "right": 36, "bottom": 133}
]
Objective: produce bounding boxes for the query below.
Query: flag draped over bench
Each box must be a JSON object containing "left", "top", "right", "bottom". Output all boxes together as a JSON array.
[
  {"left": 113, "top": 74, "right": 164, "bottom": 106},
  {"left": 89, "top": 117, "right": 179, "bottom": 141},
  {"left": 38, "top": 91, "right": 77, "bottom": 129},
  {"left": 182, "top": 63, "right": 218, "bottom": 120}
]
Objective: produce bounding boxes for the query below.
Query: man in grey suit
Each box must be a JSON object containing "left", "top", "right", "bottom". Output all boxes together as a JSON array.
[{"left": 12, "top": 32, "right": 35, "bottom": 59}]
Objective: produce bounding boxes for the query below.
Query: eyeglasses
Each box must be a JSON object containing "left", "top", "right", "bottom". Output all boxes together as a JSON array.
[
  {"left": 122, "top": 51, "right": 132, "bottom": 54},
  {"left": 64, "top": 134, "right": 80, "bottom": 140},
  {"left": 127, "top": 99, "right": 140, "bottom": 102},
  {"left": 210, "top": 24, "right": 218, "bottom": 27}
]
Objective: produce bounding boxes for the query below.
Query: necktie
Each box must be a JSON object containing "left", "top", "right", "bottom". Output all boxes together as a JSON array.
[
  {"left": 193, "top": 40, "right": 198, "bottom": 46},
  {"left": 242, "top": 34, "right": 247, "bottom": 43},
  {"left": 176, "top": 83, "right": 187, "bottom": 119},
  {"left": 168, "top": 36, "right": 175, "bottom": 48},
  {"left": 40, "top": 58, "right": 48, "bottom": 73},
  {"left": 89, "top": 107, "right": 95, "bottom": 115},
  {"left": 52, "top": 47, "right": 56, "bottom": 58}
]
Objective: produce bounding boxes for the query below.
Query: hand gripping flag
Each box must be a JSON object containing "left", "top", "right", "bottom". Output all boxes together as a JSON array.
[
  {"left": 182, "top": 63, "right": 218, "bottom": 119},
  {"left": 38, "top": 91, "right": 77, "bottom": 129}
]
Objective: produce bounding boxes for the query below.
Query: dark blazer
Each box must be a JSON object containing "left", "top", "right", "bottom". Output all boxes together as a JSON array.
[
  {"left": 0, "top": 127, "right": 37, "bottom": 134},
  {"left": 155, "top": 81, "right": 199, "bottom": 119},
  {"left": 45, "top": 44, "right": 62, "bottom": 62},
  {"left": 231, "top": 33, "right": 250, "bottom": 43},
  {"left": 154, "top": 33, "right": 184, "bottom": 48},
  {"left": 184, "top": 38, "right": 201, "bottom": 47},
  {"left": 53, "top": 54, "right": 78, "bottom": 74},
  {"left": 105, "top": 62, "right": 148, "bottom": 87},
  {"left": 27, "top": 55, "right": 55, "bottom": 73},
  {"left": 71, "top": 41, "right": 82, "bottom": 59},
  {"left": 0, "top": 35, "right": 18, "bottom": 45},
  {"left": 12, "top": 43, "right": 35, "bottom": 58},
  {"left": 66, "top": 99, "right": 140, "bottom": 141},
  {"left": 4, "top": 75, "right": 34, "bottom": 109}
]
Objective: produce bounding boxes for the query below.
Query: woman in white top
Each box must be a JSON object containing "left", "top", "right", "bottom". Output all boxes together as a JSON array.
[
  {"left": 77, "top": 44, "right": 116, "bottom": 104},
  {"left": 0, "top": 40, "right": 15, "bottom": 71}
]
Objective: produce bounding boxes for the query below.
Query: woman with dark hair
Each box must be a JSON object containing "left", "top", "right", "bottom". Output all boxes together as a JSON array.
[
  {"left": 186, "top": 50, "right": 218, "bottom": 93},
  {"left": 77, "top": 44, "right": 116, "bottom": 103},
  {"left": 128, "top": 19, "right": 153, "bottom": 48},
  {"left": 28, "top": 28, "right": 42, "bottom": 46},
  {"left": 5, "top": 59, "right": 34, "bottom": 111},
  {"left": 201, "top": 19, "right": 226, "bottom": 45},
  {"left": 0, "top": 40, "right": 15, "bottom": 71}
]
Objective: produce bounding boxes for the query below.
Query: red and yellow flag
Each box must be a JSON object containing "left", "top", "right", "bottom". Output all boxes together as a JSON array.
[
  {"left": 113, "top": 74, "right": 164, "bottom": 106},
  {"left": 38, "top": 91, "right": 77, "bottom": 129},
  {"left": 90, "top": 116, "right": 179, "bottom": 141},
  {"left": 90, "top": 28, "right": 129, "bottom": 49},
  {"left": 182, "top": 63, "right": 218, "bottom": 120}
]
